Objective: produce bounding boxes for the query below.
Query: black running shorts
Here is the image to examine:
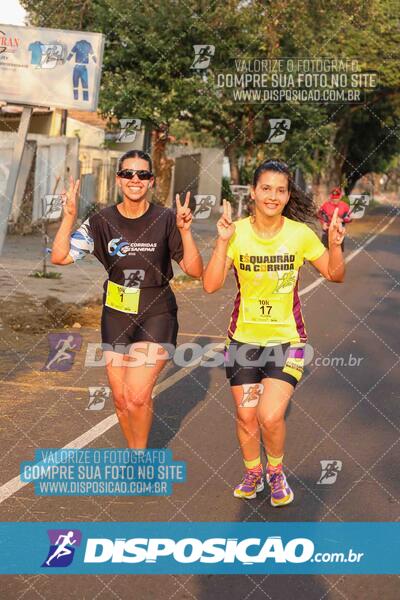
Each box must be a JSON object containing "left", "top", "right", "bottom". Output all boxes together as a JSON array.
[
  {"left": 101, "top": 306, "right": 178, "bottom": 354},
  {"left": 224, "top": 339, "right": 304, "bottom": 388}
]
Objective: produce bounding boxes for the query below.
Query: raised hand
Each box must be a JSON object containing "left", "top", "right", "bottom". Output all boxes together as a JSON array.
[
  {"left": 217, "top": 199, "right": 235, "bottom": 241},
  {"left": 61, "top": 176, "right": 80, "bottom": 219},
  {"left": 176, "top": 191, "right": 193, "bottom": 230},
  {"left": 328, "top": 207, "right": 346, "bottom": 248}
]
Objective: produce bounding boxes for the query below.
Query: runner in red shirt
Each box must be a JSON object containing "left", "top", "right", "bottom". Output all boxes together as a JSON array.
[{"left": 318, "top": 187, "right": 351, "bottom": 250}]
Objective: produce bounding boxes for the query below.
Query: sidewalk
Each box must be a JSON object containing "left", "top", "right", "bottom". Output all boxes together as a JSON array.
[{"left": 0, "top": 216, "right": 218, "bottom": 304}]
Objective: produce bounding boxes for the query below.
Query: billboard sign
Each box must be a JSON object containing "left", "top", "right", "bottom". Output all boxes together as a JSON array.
[{"left": 0, "top": 24, "right": 104, "bottom": 111}]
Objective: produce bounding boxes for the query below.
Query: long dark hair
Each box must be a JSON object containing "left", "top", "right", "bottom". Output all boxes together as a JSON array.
[
  {"left": 252, "top": 159, "right": 317, "bottom": 223},
  {"left": 118, "top": 150, "right": 153, "bottom": 172}
]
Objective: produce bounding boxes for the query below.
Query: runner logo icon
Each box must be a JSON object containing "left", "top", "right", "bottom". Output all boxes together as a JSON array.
[
  {"left": 349, "top": 194, "right": 370, "bottom": 219},
  {"left": 193, "top": 195, "right": 216, "bottom": 219},
  {"left": 42, "top": 529, "right": 82, "bottom": 568},
  {"left": 123, "top": 269, "right": 145, "bottom": 287},
  {"left": 117, "top": 118, "right": 142, "bottom": 143},
  {"left": 240, "top": 383, "right": 264, "bottom": 407},
  {"left": 43, "top": 333, "right": 82, "bottom": 372},
  {"left": 87, "top": 386, "right": 110, "bottom": 410},
  {"left": 317, "top": 460, "right": 342, "bottom": 485},
  {"left": 266, "top": 119, "right": 291, "bottom": 143},
  {"left": 191, "top": 45, "right": 215, "bottom": 70}
]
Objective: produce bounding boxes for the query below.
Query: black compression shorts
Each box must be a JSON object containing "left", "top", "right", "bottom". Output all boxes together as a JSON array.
[
  {"left": 101, "top": 306, "right": 178, "bottom": 354},
  {"left": 224, "top": 339, "right": 304, "bottom": 388}
]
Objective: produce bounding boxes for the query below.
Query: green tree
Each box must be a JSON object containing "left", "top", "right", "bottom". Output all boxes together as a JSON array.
[{"left": 20, "top": 0, "right": 400, "bottom": 198}]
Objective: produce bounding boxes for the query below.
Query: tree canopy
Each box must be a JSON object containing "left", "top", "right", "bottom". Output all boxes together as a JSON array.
[{"left": 20, "top": 0, "right": 400, "bottom": 198}]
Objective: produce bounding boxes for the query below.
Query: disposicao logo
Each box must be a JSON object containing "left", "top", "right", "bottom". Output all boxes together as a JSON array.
[
  {"left": 83, "top": 536, "right": 314, "bottom": 564},
  {"left": 42, "top": 529, "right": 82, "bottom": 568}
]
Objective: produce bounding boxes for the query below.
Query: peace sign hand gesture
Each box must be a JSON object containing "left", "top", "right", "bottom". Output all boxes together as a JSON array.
[
  {"left": 329, "top": 207, "right": 346, "bottom": 248},
  {"left": 176, "top": 192, "right": 193, "bottom": 230},
  {"left": 61, "top": 176, "right": 80, "bottom": 220},
  {"left": 217, "top": 199, "right": 235, "bottom": 241}
]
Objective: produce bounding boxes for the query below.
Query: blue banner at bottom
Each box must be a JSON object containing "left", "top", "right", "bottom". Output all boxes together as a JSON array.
[{"left": 0, "top": 522, "right": 398, "bottom": 574}]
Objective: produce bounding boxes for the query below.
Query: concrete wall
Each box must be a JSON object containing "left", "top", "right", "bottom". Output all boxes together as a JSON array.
[
  {"left": 32, "top": 135, "right": 80, "bottom": 221},
  {"left": 66, "top": 117, "right": 105, "bottom": 147},
  {"left": 0, "top": 132, "right": 79, "bottom": 223},
  {"left": 0, "top": 130, "right": 126, "bottom": 226},
  {"left": 79, "top": 146, "right": 122, "bottom": 206},
  {"left": 167, "top": 145, "right": 224, "bottom": 210},
  {"left": 0, "top": 138, "right": 25, "bottom": 222},
  {"left": 0, "top": 111, "right": 54, "bottom": 135}
]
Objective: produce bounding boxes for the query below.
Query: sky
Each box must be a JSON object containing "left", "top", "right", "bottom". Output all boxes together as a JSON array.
[{"left": 0, "top": 1, "right": 27, "bottom": 26}]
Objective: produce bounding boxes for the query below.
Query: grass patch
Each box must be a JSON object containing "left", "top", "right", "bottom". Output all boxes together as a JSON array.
[{"left": 29, "top": 271, "right": 62, "bottom": 279}]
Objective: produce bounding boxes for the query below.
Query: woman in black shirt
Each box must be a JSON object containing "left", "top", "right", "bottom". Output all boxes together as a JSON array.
[{"left": 52, "top": 150, "right": 203, "bottom": 448}]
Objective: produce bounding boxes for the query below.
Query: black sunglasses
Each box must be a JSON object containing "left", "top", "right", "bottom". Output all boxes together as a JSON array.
[{"left": 117, "top": 169, "right": 153, "bottom": 180}]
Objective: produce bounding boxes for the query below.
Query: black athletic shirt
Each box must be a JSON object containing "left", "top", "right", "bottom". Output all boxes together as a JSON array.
[{"left": 69, "top": 203, "right": 184, "bottom": 315}]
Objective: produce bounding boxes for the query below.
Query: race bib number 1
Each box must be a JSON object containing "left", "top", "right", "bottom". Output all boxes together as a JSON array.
[{"left": 105, "top": 280, "right": 140, "bottom": 314}]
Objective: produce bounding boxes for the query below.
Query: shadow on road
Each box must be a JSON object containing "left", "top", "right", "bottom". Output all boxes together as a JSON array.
[{"left": 148, "top": 336, "right": 212, "bottom": 448}]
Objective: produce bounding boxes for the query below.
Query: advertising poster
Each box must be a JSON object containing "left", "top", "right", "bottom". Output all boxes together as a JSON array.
[
  {"left": 0, "top": 24, "right": 104, "bottom": 110},
  {"left": 0, "top": 1, "right": 399, "bottom": 599}
]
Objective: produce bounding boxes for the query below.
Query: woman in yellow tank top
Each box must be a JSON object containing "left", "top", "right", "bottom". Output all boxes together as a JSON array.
[{"left": 203, "top": 159, "right": 346, "bottom": 507}]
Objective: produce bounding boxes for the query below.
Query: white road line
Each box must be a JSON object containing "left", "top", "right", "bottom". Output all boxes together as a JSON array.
[
  {"left": 0, "top": 212, "right": 397, "bottom": 504},
  {"left": 178, "top": 332, "right": 226, "bottom": 339},
  {"left": 0, "top": 344, "right": 224, "bottom": 504},
  {"left": 300, "top": 214, "right": 397, "bottom": 295}
]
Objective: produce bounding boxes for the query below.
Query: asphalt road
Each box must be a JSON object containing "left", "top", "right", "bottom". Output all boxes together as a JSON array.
[{"left": 0, "top": 206, "right": 399, "bottom": 599}]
